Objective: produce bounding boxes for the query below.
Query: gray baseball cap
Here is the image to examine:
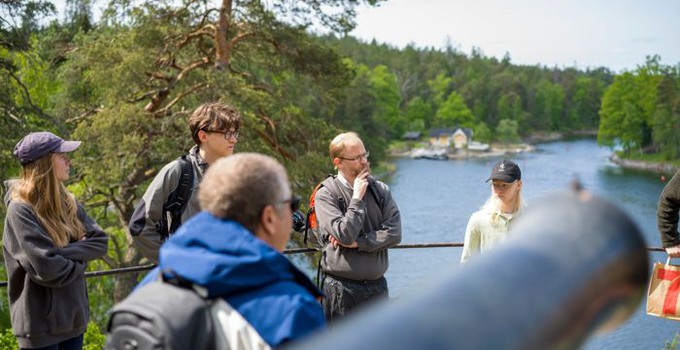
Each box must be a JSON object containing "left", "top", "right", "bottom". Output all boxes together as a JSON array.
[{"left": 13, "top": 131, "right": 81, "bottom": 165}]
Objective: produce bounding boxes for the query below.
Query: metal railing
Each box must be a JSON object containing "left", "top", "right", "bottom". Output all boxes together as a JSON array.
[{"left": 0, "top": 242, "right": 666, "bottom": 288}]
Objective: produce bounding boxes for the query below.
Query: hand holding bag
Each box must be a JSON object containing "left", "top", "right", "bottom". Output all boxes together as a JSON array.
[{"left": 647, "top": 257, "right": 680, "bottom": 320}]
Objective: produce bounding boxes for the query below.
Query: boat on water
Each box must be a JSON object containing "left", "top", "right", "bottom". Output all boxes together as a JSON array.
[
  {"left": 410, "top": 148, "right": 449, "bottom": 160},
  {"left": 467, "top": 141, "right": 490, "bottom": 152}
]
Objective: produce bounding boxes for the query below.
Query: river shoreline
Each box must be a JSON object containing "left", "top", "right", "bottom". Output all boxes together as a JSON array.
[
  {"left": 609, "top": 154, "right": 678, "bottom": 175},
  {"left": 390, "top": 130, "right": 678, "bottom": 175}
]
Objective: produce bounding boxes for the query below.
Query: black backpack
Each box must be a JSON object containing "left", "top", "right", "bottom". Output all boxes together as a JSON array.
[
  {"left": 105, "top": 277, "right": 215, "bottom": 350},
  {"left": 129, "top": 155, "right": 194, "bottom": 242}
]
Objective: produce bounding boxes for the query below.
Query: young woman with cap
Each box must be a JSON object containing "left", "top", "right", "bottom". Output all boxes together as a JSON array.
[
  {"left": 460, "top": 159, "right": 524, "bottom": 264},
  {"left": 3, "top": 131, "right": 109, "bottom": 350}
]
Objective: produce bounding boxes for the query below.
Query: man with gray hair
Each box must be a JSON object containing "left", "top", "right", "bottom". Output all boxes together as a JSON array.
[{"left": 128, "top": 153, "right": 324, "bottom": 348}]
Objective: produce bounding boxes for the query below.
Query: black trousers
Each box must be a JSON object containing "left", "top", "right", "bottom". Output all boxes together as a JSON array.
[{"left": 322, "top": 274, "right": 388, "bottom": 324}]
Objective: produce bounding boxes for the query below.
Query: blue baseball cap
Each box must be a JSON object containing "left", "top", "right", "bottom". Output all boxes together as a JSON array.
[{"left": 13, "top": 131, "right": 81, "bottom": 165}]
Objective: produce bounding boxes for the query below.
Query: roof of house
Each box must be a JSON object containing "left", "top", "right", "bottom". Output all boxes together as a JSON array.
[
  {"left": 402, "top": 131, "right": 422, "bottom": 139},
  {"left": 429, "top": 127, "right": 473, "bottom": 138}
]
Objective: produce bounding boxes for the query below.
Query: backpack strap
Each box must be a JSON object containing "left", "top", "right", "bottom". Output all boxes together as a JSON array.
[
  {"left": 160, "top": 155, "right": 194, "bottom": 242},
  {"left": 304, "top": 174, "right": 346, "bottom": 245},
  {"left": 367, "top": 177, "right": 386, "bottom": 211},
  {"left": 322, "top": 175, "right": 347, "bottom": 214}
]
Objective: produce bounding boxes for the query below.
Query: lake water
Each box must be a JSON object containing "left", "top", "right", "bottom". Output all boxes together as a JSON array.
[{"left": 382, "top": 139, "right": 676, "bottom": 350}]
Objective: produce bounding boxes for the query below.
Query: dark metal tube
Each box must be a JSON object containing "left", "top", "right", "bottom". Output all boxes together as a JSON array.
[{"left": 289, "top": 190, "right": 649, "bottom": 350}]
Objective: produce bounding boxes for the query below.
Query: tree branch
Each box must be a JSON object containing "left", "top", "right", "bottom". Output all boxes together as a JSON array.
[
  {"left": 153, "top": 83, "right": 209, "bottom": 117},
  {"left": 6, "top": 69, "right": 53, "bottom": 120}
]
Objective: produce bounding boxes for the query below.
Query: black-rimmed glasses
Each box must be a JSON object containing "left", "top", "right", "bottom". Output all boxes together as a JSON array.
[
  {"left": 338, "top": 151, "right": 370, "bottom": 162},
  {"left": 204, "top": 129, "right": 239, "bottom": 140},
  {"left": 278, "top": 195, "right": 301, "bottom": 212}
]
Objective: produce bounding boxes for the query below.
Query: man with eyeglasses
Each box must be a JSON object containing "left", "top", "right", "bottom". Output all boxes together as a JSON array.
[
  {"left": 460, "top": 159, "right": 524, "bottom": 264},
  {"left": 314, "top": 132, "right": 402, "bottom": 323},
  {"left": 117, "top": 153, "right": 324, "bottom": 348},
  {"left": 130, "top": 102, "right": 241, "bottom": 263}
]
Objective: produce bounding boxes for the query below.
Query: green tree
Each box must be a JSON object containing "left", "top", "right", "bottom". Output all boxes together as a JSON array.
[
  {"left": 403, "top": 96, "right": 432, "bottom": 131},
  {"left": 534, "top": 80, "right": 565, "bottom": 131},
  {"left": 598, "top": 72, "right": 639, "bottom": 153},
  {"left": 652, "top": 74, "right": 680, "bottom": 158},
  {"left": 55, "top": 0, "right": 383, "bottom": 301},
  {"left": 369, "top": 65, "right": 403, "bottom": 138},
  {"left": 433, "top": 91, "right": 475, "bottom": 128},
  {"left": 427, "top": 72, "right": 453, "bottom": 109},
  {"left": 472, "top": 121, "right": 492, "bottom": 143},
  {"left": 496, "top": 118, "right": 520, "bottom": 145}
]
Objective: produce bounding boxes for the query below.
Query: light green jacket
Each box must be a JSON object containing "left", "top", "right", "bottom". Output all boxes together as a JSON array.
[{"left": 460, "top": 208, "right": 515, "bottom": 264}]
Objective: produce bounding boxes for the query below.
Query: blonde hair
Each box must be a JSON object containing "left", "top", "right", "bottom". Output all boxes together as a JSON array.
[
  {"left": 482, "top": 182, "right": 524, "bottom": 222},
  {"left": 329, "top": 132, "right": 362, "bottom": 160},
  {"left": 11, "top": 154, "right": 85, "bottom": 247}
]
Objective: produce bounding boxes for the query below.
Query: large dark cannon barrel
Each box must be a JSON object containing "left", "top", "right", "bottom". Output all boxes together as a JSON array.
[{"left": 289, "top": 190, "right": 649, "bottom": 350}]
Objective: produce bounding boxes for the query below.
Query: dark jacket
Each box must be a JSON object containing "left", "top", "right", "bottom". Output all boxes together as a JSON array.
[
  {"left": 131, "top": 145, "right": 207, "bottom": 263},
  {"left": 138, "top": 212, "right": 325, "bottom": 347},
  {"left": 2, "top": 190, "right": 108, "bottom": 348},
  {"left": 659, "top": 171, "right": 680, "bottom": 248}
]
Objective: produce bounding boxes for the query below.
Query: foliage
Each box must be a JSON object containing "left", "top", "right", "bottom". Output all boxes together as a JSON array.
[
  {"left": 598, "top": 55, "right": 678, "bottom": 159},
  {"left": 664, "top": 333, "right": 680, "bottom": 350},
  {"left": 496, "top": 119, "right": 520, "bottom": 145},
  {"left": 0, "top": 327, "right": 16, "bottom": 350},
  {"left": 472, "top": 121, "right": 492, "bottom": 143},
  {"left": 329, "top": 36, "right": 614, "bottom": 140},
  {"left": 434, "top": 91, "right": 476, "bottom": 128},
  {"left": 0, "top": 321, "right": 106, "bottom": 349},
  {"left": 83, "top": 321, "right": 107, "bottom": 350}
]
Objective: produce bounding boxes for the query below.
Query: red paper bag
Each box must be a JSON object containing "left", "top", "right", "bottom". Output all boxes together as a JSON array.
[{"left": 647, "top": 258, "right": 680, "bottom": 321}]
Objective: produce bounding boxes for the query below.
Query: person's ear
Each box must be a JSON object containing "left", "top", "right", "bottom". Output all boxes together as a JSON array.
[
  {"left": 259, "top": 204, "right": 277, "bottom": 238},
  {"left": 198, "top": 130, "right": 209, "bottom": 142},
  {"left": 332, "top": 157, "right": 341, "bottom": 168}
]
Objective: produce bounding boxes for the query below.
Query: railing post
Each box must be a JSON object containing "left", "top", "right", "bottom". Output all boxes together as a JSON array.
[{"left": 288, "top": 190, "right": 649, "bottom": 350}]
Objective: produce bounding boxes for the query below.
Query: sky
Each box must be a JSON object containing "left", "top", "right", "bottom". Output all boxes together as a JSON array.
[{"left": 350, "top": 0, "right": 680, "bottom": 72}]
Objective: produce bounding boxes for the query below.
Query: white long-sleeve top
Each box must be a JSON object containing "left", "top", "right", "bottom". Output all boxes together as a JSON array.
[{"left": 460, "top": 208, "right": 515, "bottom": 264}]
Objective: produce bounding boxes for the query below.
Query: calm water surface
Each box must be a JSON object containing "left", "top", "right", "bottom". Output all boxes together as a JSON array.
[{"left": 384, "top": 139, "right": 675, "bottom": 350}]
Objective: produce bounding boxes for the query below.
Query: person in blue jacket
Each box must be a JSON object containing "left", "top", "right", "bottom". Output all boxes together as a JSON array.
[{"left": 137, "top": 152, "right": 324, "bottom": 348}]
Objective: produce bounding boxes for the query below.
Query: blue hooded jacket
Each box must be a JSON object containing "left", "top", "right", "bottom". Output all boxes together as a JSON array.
[{"left": 138, "top": 211, "right": 325, "bottom": 347}]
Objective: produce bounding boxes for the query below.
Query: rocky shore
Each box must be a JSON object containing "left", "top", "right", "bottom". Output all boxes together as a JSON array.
[
  {"left": 609, "top": 154, "right": 678, "bottom": 175},
  {"left": 389, "top": 143, "right": 535, "bottom": 159}
]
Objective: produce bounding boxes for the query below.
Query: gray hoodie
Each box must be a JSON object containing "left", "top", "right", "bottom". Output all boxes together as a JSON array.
[
  {"left": 130, "top": 145, "right": 206, "bottom": 263},
  {"left": 2, "top": 182, "right": 108, "bottom": 348}
]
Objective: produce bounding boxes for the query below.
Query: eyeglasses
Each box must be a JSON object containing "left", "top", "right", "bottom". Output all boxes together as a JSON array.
[
  {"left": 338, "top": 151, "right": 370, "bottom": 162},
  {"left": 204, "top": 129, "right": 239, "bottom": 140},
  {"left": 278, "top": 195, "right": 301, "bottom": 212}
]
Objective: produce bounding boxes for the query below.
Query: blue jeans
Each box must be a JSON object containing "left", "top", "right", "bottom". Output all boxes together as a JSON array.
[{"left": 21, "top": 334, "right": 84, "bottom": 350}]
